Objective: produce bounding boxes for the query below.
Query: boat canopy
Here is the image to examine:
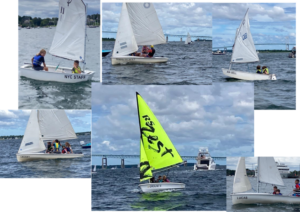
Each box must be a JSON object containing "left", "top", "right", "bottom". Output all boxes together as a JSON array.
[
  {"left": 185, "top": 32, "right": 192, "bottom": 44},
  {"left": 258, "top": 157, "right": 284, "bottom": 186},
  {"left": 233, "top": 157, "right": 252, "bottom": 193}
]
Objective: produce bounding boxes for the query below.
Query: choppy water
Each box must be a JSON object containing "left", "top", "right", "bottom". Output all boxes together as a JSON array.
[
  {"left": 0, "top": 135, "right": 91, "bottom": 178},
  {"left": 92, "top": 166, "right": 226, "bottom": 211},
  {"left": 212, "top": 52, "right": 296, "bottom": 110},
  {"left": 227, "top": 176, "right": 300, "bottom": 211},
  {"left": 18, "top": 27, "right": 100, "bottom": 109},
  {"left": 102, "top": 41, "right": 212, "bottom": 85}
]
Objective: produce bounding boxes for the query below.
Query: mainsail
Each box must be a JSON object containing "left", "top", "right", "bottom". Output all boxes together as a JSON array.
[
  {"left": 136, "top": 92, "right": 183, "bottom": 182},
  {"left": 233, "top": 157, "right": 252, "bottom": 193},
  {"left": 49, "top": 0, "right": 87, "bottom": 62},
  {"left": 231, "top": 9, "right": 259, "bottom": 63},
  {"left": 258, "top": 157, "right": 284, "bottom": 186},
  {"left": 185, "top": 33, "right": 192, "bottom": 44}
]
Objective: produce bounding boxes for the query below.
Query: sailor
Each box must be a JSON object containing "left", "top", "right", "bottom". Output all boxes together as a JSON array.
[
  {"left": 52, "top": 139, "right": 60, "bottom": 152},
  {"left": 65, "top": 142, "right": 73, "bottom": 154},
  {"left": 72, "top": 60, "right": 82, "bottom": 74},
  {"left": 46, "top": 142, "right": 54, "bottom": 153},
  {"left": 156, "top": 176, "right": 163, "bottom": 183},
  {"left": 147, "top": 45, "right": 156, "bottom": 58},
  {"left": 272, "top": 186, "right": 277, "bottom": 194},
  {"left": 61, "top": 146, "right": 68, "bottom": 154},
  {"left": 262, "top": 66, "right": 269, "bottom": 75},
  {"left": 293, "top": 179, "right": 300, "bottom": 196},
  {"left": 150, "top": 177, "right": 155, "bottom": 183},
  {"left": 32, "top": 49, "right": 48, "bottom": 71},
  {"left": 275, "top": 189, "right": 282, "bottom": 195},
  {"left": 142, "top": 45, "right": 149, "bottom": 54},
  {"left": 163, "top": 175, "right": 170, "bottom": 182},
  {"left": 256, "top": 65, "right": 262, "bottom": 74}
]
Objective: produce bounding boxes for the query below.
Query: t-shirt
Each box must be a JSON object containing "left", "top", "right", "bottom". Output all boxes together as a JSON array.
[{"left": 33, "top": 55, "right": 45, "bottom": 67}]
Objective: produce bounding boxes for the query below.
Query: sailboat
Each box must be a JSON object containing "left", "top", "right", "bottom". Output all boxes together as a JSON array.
[
  {"left": 222, "top": 9, "right": 276, "bottom": 80},
  {"left": 136, "top": 92, "right": 185, "bottom": 193},
  {"left": 92, "top": 165, "right": 97, "bottom": 174},
  {"left": 185, "top": 33, "right": 192, "bottom": 44},
  {"left": 19, "top": 0, "right": 95, "bottom": 83},
  {"left": 111, "top": 3, "right": 168, "bottom": 65},
  {"left": 232, "top": 157, "right": 300, "bottom": 205},
  {"left": 16, "top": 110, "right": 84, "bottom": 162}
]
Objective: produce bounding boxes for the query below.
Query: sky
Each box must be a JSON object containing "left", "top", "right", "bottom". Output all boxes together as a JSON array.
[
  {"left": 0, "top": 110, "right": 91, "bottom": 136},
  {"left": 91, "top": 84, "right": 254, "bottom": 165},
  {"left": 227, "top": 157, "right": 300, "bottom": 172},
  {"left": 18, "top": 0, "right": 100, "bottom": 18},
  {"left": 213, "top": 3, "right": 296, "bottom": 50},
  {"left": 102, "top": 3, "right": 212, "bottom": 41}
]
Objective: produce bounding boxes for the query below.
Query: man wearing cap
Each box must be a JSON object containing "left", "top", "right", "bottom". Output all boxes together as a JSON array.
[{"left": 147, "top": 45, "right": 156, "bottom": 57}]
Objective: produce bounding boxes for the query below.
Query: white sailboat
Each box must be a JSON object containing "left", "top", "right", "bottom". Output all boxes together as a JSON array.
[
  {"left": 111, "top": 3, "right": 168, "bottom": 65},
  {"left": 19, "top": 0, "right": 95, "bottom": 83},
  {"left": 222, "top": 9, "right": 276, "bottom": 80},
  {"left": 193, "top": 147, "right": 216, "bottom": 170},
  {"left": 92, "top": 165, "right": 97, "bottom": 174},
  {"left": 136, "top": 92, "right": 185, "bottom": 193},
  {"left": 232, "top": 157, "right": 300, "bottom": 205},
  {"left": 185, "top": 32, "right": 192, "bottom": 44},
  {"left": 16, "top": 110, "right": 84, "bottom": 162}
]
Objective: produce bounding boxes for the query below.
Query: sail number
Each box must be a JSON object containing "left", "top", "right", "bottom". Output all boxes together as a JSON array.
[
  {"left": 64, "top": 75, "right": 86, "bottom": 79},
  {"left": 242, "top": 33, "right": 247, "bottom": 40},
  {"left": 227, "top": 71, "right": 236, "bottom": 75},
  {"left": 237, "top": 196, "right": 247, "bottom": 199}
]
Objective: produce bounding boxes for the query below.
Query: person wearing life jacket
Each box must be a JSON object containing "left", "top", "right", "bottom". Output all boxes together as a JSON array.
[
  {"left": 275, "top": 189, "right": 282, "bottom": 195},
  {"left": 31, "top": 49, "right": 48, "bottom": 71},
  {"left": 293, "top": 179, "right": 300, "bottom": 195},
  {"left": 52, "top": 139, "right": 61, "bottom": 152},
  {"left": 256, "top": 65, "right": 262, "bottom": 74},
  {"left": 262, "top": 66, "right": 269, "bottom": 75},
  {"left": 147, "top": 45, "right": 155, "bottom": 58},
  {"left": 72, "top": 60, "right": 82, "bottom": 74},
  {"left": 65, "top": 142, "right": 73, "bottom": 154},
  {"left": 163, "top": 175, "right": 170, "bottom": 182},
  {"left": 61, "top": 146, "right": 68, "bottom": 154},
  {"left": 46, "top": 142, "right": 54, "bottom": 153},
  {"left": 272, "top": 186, "right": 277, "bottom": 194}
]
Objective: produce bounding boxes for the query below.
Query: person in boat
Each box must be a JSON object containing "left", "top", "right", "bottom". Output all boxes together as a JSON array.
[
  {"left": 72, "top": 60, "right": 82, "bottom": 74},
  {"left": 31, "top": 49, "right": 48, "bottom": 71},
  {"left": 142, "top": 46, "right": 149, "bottom": 54},
  {"left": 52, "top": 139, "right": 61, "bottom": 152},
  {"left": 293, "top": 179, "right": 300, "bottom": 196},
  {"left": 163, "top": 175, "right": 170, "bottom": 182},
  {"left": 275, "top": 189, "right": 282, "bottom": 195},
  {"left": 129, "top": 51, "right": 141, "bottom": 56},
  {"left": 150, "top": 177, "right": 155, "bottom": 183},
  {"left": 46, "top": 142, "right": 54, "bottom": 153},
  {"left": 256, "top": 65, "right": 262, "bottom": 74},
  {"left": 156, "top": 176, "right": 163, "bottom": 183},
  {"left": 273, "top": 186, "right": 278, "bottom": 194},
  {"left": 65, "top": 142, "right": 73, "bottom": 154},
  {"left": 262, "top": 66, "right": 269, "bottom": 75},
  {"left": 147, "top": 45, "right": 156, "bottom": 58},
  {"left": 200, "top": 154, "right": 205, "bottom": 159},
  {"left": 61, "top": 146, "right": 68, "bottom": 154}
]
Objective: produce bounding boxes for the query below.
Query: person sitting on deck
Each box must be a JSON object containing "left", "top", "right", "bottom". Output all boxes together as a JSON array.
[
  {"left": 150, "top": 177, "right": 155, "bottom": 183},
  {"left": 262, "top": 66, "right": 269, "bottom": 75},
  {"left": 61, "top": 146, "right": 68, "bottom": 154},
  {"left": 256, "top": 65, "right": 262, "bottom": 74},
  {"left": 65, "top": 142, "right": 73, "bottom": 154},
  {"left": 163, "top": 175, "right": 170, "bottom": 182},
  {"left": 32, "top": 49, "right": 48, "bottom": 71},
  {"left": 142, "top": 46, "right": 149, "bottom": 54},
  {"left": 156, "top": 176, "right": 163, "bottom": 183},
  {"left": 275, "top": 189, "right": 282, "bottom": 195},
  {"left": 293, "top": 179, "right": 300, "bottom": 196},
  {"left": 46, "top": 142, "right": 54, "bottom": 153},
  {"left": 129, "top": 51, "right": 141, "bottom": 56},
  {"left": 52, "top": 139, "right": 61, "bottom": 152},
  {"left": 273, "top": 186, "right": 278, "bottom": 194},
  {"left": 72, "top": 60, "right": 82, "bottom": 74},
  {"left": 147, "top": 45, "right": 156, "bottom": 58}
]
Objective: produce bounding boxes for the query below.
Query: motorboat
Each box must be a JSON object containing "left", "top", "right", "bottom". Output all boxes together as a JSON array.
[{"left": 194, "top": 147, "right": 216, "bottom": 170}]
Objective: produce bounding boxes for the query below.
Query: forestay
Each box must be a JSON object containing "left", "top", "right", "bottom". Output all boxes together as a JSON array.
[
  {"left": 126, "top": 3, "right": 166, "bottom": 46},
  {"left": 18, "top": 110, "right": 45, "bottom": 154},
  {"left": 185, "top": 33, "right": 192, "bottom": 44},
  {"left": 231, "top": 9, "right": 259, "bottom": 63},
  {"left": 49, "top": 0, "right": 87, "bottom": 62},
  {"left": 258, "top": 157, "right": 284, "bottom": 186},
  {"left": 233, "top": 157, "right": 252, "bottom": 193},
  {"left": 112, "top": 3, "right": 138, "bottom": 57}
]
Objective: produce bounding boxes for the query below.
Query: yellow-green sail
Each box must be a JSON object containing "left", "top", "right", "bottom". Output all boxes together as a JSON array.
[
  {"left": 136, "top": 92, "right": 183, "bottom": 181},
  {"left": 140, "top": 139, "right": 153, "bottom": 182}
]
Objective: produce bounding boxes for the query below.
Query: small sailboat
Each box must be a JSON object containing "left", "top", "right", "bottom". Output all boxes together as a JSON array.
[
  {"left": 80, "top": 140, "right": 91, "bottom": 148},
  {"left": 212, "top": 49, "right": 226, "bottom": 55},
  {"left": 222, "top": 9, "right": 276, "bottom": 80},
  {"left": 232, "top": 157, "right": 300, "bottom": 205},
  {"left": 102, "top": 50, "right": 111, "bottom": 57},
  {"left": 16, "top": 110, "right": 84, "bottom": 162},
  {"left": 92, "top": 165, "right": 97, "bottom": 174},
  {"left": 136, "top": 92, "right": 185, "bottom": 193},
  {"left": 111, "top": 3, "right": 168, "bottom": 65},
  {"left": 193, "top": 147, "right": 216, "bottom": 170},
  {"left": 19, "top": 0, "right": 95, "bottom": 83},
  {"left": 185, "top": 32, "right": 192, "bottom": 44}
]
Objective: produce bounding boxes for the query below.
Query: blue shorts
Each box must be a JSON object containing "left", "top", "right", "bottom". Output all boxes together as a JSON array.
[{"left": 33, "top": 66, "right": 43, "bottom": 71}]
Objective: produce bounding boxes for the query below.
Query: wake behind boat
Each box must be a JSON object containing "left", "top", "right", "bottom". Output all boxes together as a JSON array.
[
  {"left": 111, "top": 3, "right": 168, "bottom": 65},
  {"left": 19, "top": 0, "right": 95, "bottom": 83}
]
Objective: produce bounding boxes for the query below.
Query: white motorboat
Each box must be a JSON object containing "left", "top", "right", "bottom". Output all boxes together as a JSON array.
[
  {"left": 222, "top": 9, "right": 276, "bottom": 81},
  {"left": 16, "top": 110, "right": 84, "bottom": 162},
  {"left": 19, "top": 0, "right": 95, "bottom": 83},
  {"left": 193, "top": 147, "right": 216, "bottom": 170},
  {"left": 185, "top": 32, "right": 192, "bottom": 44},
  {"left": 136, "top": 92, "right": 185, "bottom": 193},
  {"left": 231, "top": 157, "right": 300, "bottom": 205},
  {"left": 111, "top": 3, "right": 168, "bottom": 65},
  {"left": 212, "top": 50, "right": 226, "bottom": 55}
]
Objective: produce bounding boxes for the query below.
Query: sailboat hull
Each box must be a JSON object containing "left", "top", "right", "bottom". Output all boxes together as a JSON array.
[
  {"left": 19, "top": 64, "right": 95, "bottom": 83},
  {"left": 139, "top": 183, "right": 185, "bottom": 193},
  {"left": 111, "top": 56, "right": 168, "bottom": 65},
  {"left": 222, "top": 68, "right": 276, "bottom": 80},
  {"left": 16, "top": 153, "right": 84, "bottom": 162},
  {"left": 232, "top": 193, "right": 300, "bottom": 205}
]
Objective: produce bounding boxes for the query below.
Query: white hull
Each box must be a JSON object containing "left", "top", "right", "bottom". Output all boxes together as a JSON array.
[
  {"left": 19, "top": 64, "right": 95, "bottom": 83},
  {"left": 111, "top": 56, "right": 168, "bottom": 65},
  {"left": 139, "top": 182, "right": 185, "bottom": 193},
  {"left": 232, "top": 193, "right": 300, "bottom": 205},
  {"left": 222, "top": 68, "right": 276, "bottom": 80},
  {"left": 194, "top": 163, "right": 216, "bottom": 170},
  {"left": 16, "top": 153, "right": 84, "bottom": 162}
]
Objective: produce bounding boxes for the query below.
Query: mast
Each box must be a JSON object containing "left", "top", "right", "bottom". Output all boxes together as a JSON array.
[
  {"left": 83, "top": 3, "right": 88, "bottom": 71},
  {"left": 136, "top": 92, "right": 143, "bottom": 166},
  {"left": 257, "top": 157, "right": 259, "bottom": 193}
]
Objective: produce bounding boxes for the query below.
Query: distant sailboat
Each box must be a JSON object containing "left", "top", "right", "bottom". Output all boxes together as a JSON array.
[
  {"left": 185, "top": 32, "right": 192, "bottom": 44},
  {"left": 111, "top": 3, "right": 168, "bottom": 65},
  {"left": 136, "top": 92, "right": 185, "bottom": 193},
  {"left": 92, "top": 165, "right": 97, "bottom": 174},
  {"left": 222, "top": 9, "right": 276, "bottom": 80}
]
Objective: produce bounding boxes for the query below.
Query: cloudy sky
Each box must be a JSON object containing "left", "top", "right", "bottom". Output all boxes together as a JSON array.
[
  {"left": 227, "top": 157, "right": 300, "bottom": 172},
  {"left": 92, "top": 84, "right": 254, "bottom": 165},
  {"left": 102, "top": 3, "right": 212, "bottom": 41},
  {"left": 0, "top": 110, "right": 91, "bottom": 136},
  {"left": 18, "top": 0, "right": 100, "bottom": 18},
  {"left": 213, "top": 3, "right": 296, "bottom": 50}
]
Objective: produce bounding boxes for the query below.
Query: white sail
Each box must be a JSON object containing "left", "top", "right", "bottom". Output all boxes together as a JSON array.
[
  {"left": 93, "top": 165, "right": 96, "bottom": 172},
  {"left": 185, "top": 33, "right": 192, "bottom": 44},
  {"left": 49, "top": 0, "right": 87, "bottom": 62},
  {"left": 231, "top": 9, "right": 259, "bottom": 63},
  {"left": 112, "top": 3, "right": 138, "bottom": 57},
  {"left": 126, "top": 3, "right": 166, "bottom": 45},
  {"left": 38, "top": 110, "right": 77, "bottom": 141},
  {"left": 18, "top": 110, "right": 45, "bottom": 154},
  {"left": 258, "top": 157, "right": 284, "bottom": 186},
  {"left": 233, "top": 157, "right": 252, "bottom": 193}
]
